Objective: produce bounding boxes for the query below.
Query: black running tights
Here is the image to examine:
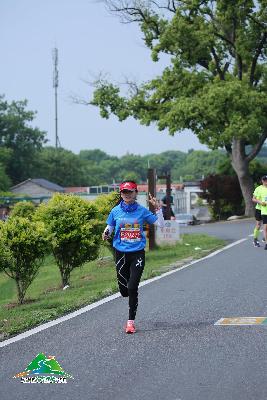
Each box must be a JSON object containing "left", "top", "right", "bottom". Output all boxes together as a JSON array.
[{"left": 115, "top": 249, "right": 145, "bottom": 320}]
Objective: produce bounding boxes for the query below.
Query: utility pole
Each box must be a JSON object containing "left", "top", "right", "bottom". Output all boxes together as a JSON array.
[
  {"left": 147, "top": 168, "right": 156, "bottom": 250},
  {"left": 52, "top": 48, "right": 59, "bottom": 149}
]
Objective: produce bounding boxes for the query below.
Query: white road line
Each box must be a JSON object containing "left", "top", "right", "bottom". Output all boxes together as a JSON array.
[
  {"left": 0, "top": 236, "right": 248, "bottom": 348},
  {"left": 0, "top": 293, "right": 121, "bottom": 348},
  {"left": 214, "top": 318, "right": 225, "bottom": 325}
]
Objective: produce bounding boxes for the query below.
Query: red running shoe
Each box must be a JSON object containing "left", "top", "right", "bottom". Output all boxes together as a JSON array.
[{"left": 125, "top": 320, "right": 136, "bottom": 334}]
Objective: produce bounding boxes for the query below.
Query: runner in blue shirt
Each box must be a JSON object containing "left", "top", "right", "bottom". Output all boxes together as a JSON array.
[{"left": 102, "top": 180, "right": 164, "bottom": 334}]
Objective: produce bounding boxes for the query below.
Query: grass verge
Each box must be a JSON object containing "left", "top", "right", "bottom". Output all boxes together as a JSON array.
[{"left": 0, "top": 233, "right": 225, "bottom": 340}]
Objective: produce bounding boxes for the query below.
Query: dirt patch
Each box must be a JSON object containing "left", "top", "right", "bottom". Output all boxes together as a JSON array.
[
  {"left": 42, "top": 286, "right": 62, "bottom": 294},
  {"left": 97, "top": 256, "right": 113, "bottom": 267},
  {"left": 80, "top": 274, "right": 93, "bottom": 281},
  {"left": 156, "top": 256, "right": 195, "bottom": 273},
  {"left": 4, "top": 298, "right": 36, "bottom": 309}
]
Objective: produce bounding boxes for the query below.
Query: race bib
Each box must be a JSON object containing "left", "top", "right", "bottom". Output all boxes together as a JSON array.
[{"left": 120, "top": 228, "right": 141, "bottom": 242}]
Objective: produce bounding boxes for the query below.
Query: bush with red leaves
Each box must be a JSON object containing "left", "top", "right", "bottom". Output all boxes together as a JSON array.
[{"left": 200, "top": 175, "right": 244, "bottom": 220}]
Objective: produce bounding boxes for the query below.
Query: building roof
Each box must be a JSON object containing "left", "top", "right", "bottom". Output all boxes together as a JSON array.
[{"left": 11, "top": 178, "right": 65, "bottom": 192}]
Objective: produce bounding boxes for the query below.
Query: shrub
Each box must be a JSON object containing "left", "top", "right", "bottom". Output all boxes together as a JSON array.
[
  {"left": 93, "top": 191, "right": 120, "bottom": 220},
  {"left": 200, "top": 174, "right": 244, "bottom": 220},
  {"left": 9, "top": 201, "right": 36, "bottom": 219},
  {"left": 93, "top": 191, "right": 120, "bottom": 253},
  {"left": 35, "top": 193, "right": 103, "bottom": 287},
  {"left": 0, "top": 217, "right": 48, "bottom": 304}
]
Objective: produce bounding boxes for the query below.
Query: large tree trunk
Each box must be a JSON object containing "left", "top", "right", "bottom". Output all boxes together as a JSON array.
[{"left": 231, "top": 139, "right": 254, "bottom": 217}]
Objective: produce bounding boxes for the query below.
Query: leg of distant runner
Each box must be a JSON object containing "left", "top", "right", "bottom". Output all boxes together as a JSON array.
[
  {"left": 262, "top": 217, "right": 267, "bottom": 250},
  {"left": 253, "top": 209, "right": 262, "bottom": 247},
  {"left": 253, "top": 222, "right": 261, "bottom": 247}
]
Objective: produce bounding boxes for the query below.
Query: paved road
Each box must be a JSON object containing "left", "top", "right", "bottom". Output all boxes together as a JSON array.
[
  {"left": 1, "top": 219, "right": 267, "bottom": 400},
  {"left": 180, "top": 218, "right": 255, "bottom": 242}
]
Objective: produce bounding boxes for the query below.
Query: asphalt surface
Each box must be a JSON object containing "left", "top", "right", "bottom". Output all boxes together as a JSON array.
[
  {"left": 1, "top": 219, "right": 267, "bottom": 400},
  {"left": 179, "top": 218, "right": 254, "bottom": 242}
]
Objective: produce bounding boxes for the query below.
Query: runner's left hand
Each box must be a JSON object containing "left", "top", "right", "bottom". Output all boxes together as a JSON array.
[{"left": 148, "top": 193, "right": 160, "bottom": 210}]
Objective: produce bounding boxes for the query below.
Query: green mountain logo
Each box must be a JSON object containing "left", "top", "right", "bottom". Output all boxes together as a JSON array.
[{"left": 13, "top": 353, "right": 73, "bottom": 379}]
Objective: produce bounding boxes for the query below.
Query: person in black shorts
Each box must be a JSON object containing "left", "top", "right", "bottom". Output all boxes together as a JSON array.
[
  {"left": 161, "top": 189, "right": 176, "bottom": 220},
  {"left": 252, "top": 176, "right": 267, "bottom": 248}
]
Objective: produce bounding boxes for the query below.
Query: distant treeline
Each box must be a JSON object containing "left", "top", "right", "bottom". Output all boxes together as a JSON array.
[
  {"left": 1, "top": 96, "right": 267, "bottom": 190},
  {"left": 3, "top": 145, "right": 267, "bottom": 190}
]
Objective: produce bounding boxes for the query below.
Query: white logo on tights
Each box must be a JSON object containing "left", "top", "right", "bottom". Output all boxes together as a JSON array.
[{"left": 136, "top": 258, "right": 143, "bottom": 267}]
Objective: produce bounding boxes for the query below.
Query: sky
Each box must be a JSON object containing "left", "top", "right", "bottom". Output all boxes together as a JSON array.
[{"left": 0, "top": 0, "right": 208, "bottom": 157}]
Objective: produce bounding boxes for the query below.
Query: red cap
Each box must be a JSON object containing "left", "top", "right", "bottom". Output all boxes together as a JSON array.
[{"left": 119, "top": 182, "right": 138, "bottom": 191}]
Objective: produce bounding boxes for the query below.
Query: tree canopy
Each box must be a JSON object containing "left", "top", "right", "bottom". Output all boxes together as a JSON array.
[
  {"left": 91, "top": 0, "right": 267, "bottom": 215},
  {"left": 35, "top": 146, "right": 92, "bottom": 187},
  {"left": 0, "top": 96, "right": 47, "bottom": 184}
]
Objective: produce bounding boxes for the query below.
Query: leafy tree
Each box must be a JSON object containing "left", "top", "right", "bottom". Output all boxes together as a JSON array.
[
  {"left": 35, "top": 194, "right": 102, "bottom": 287},
  {"left": 144, "top": 150, "right": 187, "bottom": 178},
  {"left": 91, "top": 0, "right": 267, "bottom": 216},
  {"left": 79, "top": 149, "right": 111, "bottom": 163},
  {"left": 0, "top": 217, "right": 48, "bottom": 304},
  {"left": 218, "top": 156, "right": 267, "bottom": 184},
  {"left": 119, "top": 154, "right": 145, "bottom": 181},
  {"left": 174, "top": 150, "right": 227, "bottom": 180},
  {"left": 0, "top": 145, "right": 13, "bottom": 190},
  {"left": 122, "top": 171, "right": 140, "bottom": 182},
  {"left": 93, "top": 158, "right": 122, "bottom": 184},
  {"left": 36, "top": 147, "right": 90, "bottom": 186},
  {"left": 0, "top": 164, "right": 11, "bottom": 191},
  {"left": 0, "top": 96, "right": 46, "bottom": 183},
  {"left": 79, "top": 150, "right": 122, "bottom": 184},
  {"left": 0, "top": 147, "right": 12, "bottom": 167},
  {"left": 217, "top": 157, "right": 236, "bottom": 176}
]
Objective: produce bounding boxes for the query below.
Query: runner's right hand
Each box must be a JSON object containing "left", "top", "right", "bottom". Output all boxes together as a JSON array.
[{"left": 102, "top": 229, "right": 110, "bottom": 241}]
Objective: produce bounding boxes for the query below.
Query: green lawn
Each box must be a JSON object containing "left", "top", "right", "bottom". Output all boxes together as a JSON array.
[{"left": 0, "top": 234, "right": 225, "bottom": 340}]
